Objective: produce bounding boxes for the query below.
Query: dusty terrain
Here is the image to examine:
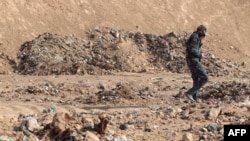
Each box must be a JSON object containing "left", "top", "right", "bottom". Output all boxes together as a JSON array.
[{"left": 0, "top": 0, "right": 250, "bottom": 141}]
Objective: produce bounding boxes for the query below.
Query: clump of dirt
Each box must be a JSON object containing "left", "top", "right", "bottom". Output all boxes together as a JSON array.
[{"left": 15, "top": 26, "right": 244, "bottom": 76}]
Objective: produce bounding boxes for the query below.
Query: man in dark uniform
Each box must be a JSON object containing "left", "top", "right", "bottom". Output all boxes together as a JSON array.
[{"left": 185, "top": 25, "right": 208, "bottom": 102}]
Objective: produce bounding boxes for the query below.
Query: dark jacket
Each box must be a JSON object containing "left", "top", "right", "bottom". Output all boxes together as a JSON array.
[{"left": 186, "top": 32, "right": 202, "bottom": 59}]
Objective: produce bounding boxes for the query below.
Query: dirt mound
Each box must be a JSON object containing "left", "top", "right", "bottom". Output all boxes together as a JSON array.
[
  {"left": 86, "top": 83, "right": 139, "bottom": 104},
  {"left": 15, "top": 27, "right": 244, "bottom": 76}
]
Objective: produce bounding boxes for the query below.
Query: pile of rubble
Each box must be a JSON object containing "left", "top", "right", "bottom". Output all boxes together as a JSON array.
[
  {"left": 10, "top": 112, "right": 111, "bottom": 141},
  {"left": 85, "top": 83, "right": 139, "bottom": 105},
  {"left": 201, "top": 81, "right": 250, "bottom": 103},
  {"left": 174, "top": 80, "right": 250, "bottom": 105},
  {"left": 15, "top": 27, "right": 243, "bottom": 76}
]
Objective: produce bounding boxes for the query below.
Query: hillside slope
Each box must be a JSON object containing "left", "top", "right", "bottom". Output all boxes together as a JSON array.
[{"left": 0, "top": 0, "right": 249, "bottom": 70}]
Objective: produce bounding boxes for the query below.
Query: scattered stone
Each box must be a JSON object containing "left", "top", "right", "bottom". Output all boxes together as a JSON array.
[
  {"left": 207, "top": 108, "right": 221, "bottom": 120},
  {"left": 156, "top": 111, "right": 165, "bottom": 118},
  {"left": 238, "top": 118, "right": 246, "bottom": 124},
  {"left": 201, "top": 127, "right": 208, "bottom": 132},
  {"left": 175, "top": 107, "right": 183, "bottom": 113},
  {"left": 82, "top": 117, "right": 94, "bottom": 130},
  {"left": 219, "top": 129, "right": 224, "bottom": 135},
  {"left": 25, "top": 117, "right": 40, "bottom": 132},
  {"left": 103, "top": 135, "right": 114, "bottom": 141},
  {"left": 182, "top": 132, "right": 193, "bottom": 141},
  {"left": 119, "top": 124, "right": 128, "bottom": 130},
  {"left": 85, "top": 131, "right": 100, "bottom": 141},
  {"left": 200, "top": 134, "right": 207, "bottom": 140},
  {"left": 50, "top": 112, "right": 76, "bottom": 137},
  {"left": 144, "top": 128, "right": 152, "bottom": 132},
  {"left": 201, "top": 81, "right": 250, "bottom": 102},
  {"left": 207, "top": 124, "right": 218, "bottom": 132},
  {"left": 165, "top": 107, "right": 176, "bottom": 118},
  {"left": 114, "top": 135, "right": 128, "bottom": 141},
  {"left": 94, "top": 113, "right": 109, "bottom": 134}
]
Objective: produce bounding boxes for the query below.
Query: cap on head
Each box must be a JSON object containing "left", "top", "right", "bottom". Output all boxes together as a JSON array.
[{"left": 197, "top": 24, "right": 208, "bottom": 35}]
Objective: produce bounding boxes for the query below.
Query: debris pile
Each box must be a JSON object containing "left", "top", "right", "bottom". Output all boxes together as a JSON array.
[
  {"left": 84, "top": 83, "right": 140, "bottom": 105},
  {"left": 15, "top": 82, "right": 62, "bottom": 96},
  {"left": 201, "top": 81, "right": 250, "bottom": 103},
  {"left": 15, "top": 27, "right": 243, "bottom": 76},
  {"left": 15, "top": 112, "right": 110, "bottom": 141}
]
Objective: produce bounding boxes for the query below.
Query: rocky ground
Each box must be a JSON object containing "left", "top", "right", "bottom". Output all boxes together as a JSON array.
[{"left": 0, "top": 27, "right": 249, "bottom": 141}]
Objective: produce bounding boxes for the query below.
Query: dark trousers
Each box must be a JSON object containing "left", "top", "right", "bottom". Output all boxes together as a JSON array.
[{"left": 186, "top": 57, "right": 208, "bottom": 98}]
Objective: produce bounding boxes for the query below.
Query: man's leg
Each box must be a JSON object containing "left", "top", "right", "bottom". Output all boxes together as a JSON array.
[
  {"left": 186, "top": 58, "right": 196, "bottom": 94},
  {"left": 191, "top": 62, "right": 208, "bottom": 100},
  {"left": 186, "top": 72, "right": 200, "bottom": 101},
  {"left": 186, "top": 72, "right": 199, "bottom": 94},
  {"left": 185, "top": 66, "right": 199, "bottom": 101}
]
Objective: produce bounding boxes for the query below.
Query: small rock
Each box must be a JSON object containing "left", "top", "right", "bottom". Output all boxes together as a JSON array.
[
  {"left": 26, "top": 117, "right": 40, "bottom": 132},
  {"left": 165, "top": 107, "right": 176, "bottom": 118},
  {"left": 157, "top": 111, "right": 165, "bottom": 118},
  {"left": 181, "top": 110, "right": 190, "bottom": 119},
  {"left": 166, "top": 107, "right": 176, "bottom": 114},
  {"left": 200, "top": 134, "right": 207, "bottom": 140},
  {"left": 211, "top": 54, "right": 216, "bottom": 59},
  {"left": 94, "top": 113, "right": 109, "bottom": 134},
  {"left": 82, "top": 118, "right": 94, "bottom": 128},
  {"left": 238, "top": 118, "right": 245, "bottom": 124},
  {"left": 51, "top": 112, "right": 75, "bottom": 135},
  {"left": 219, "top": 129, "right": 224, "bottom": 135},
  {"left": 241, "top": 61, "right": 246, "bottom": 67},
  {"left": 207, "top": 124, "right": 218, "bottom": 132},
  {"left": 207, "top": 108, "right": 221, "bottom": 120},
  {"left": 176, "top": 107, "right": 183, "bottom": 113},
  {"left": 182, "top": 132, "right": 193, "bottom": 141},
  {"left": 114, "top": 135, "right": 128, "bottom": 141},
  {"left": 85, "top": 131, "right": 100, "bottom": 141},
  {"left": 119, "top": 124, "right": 128, "bottom": 130},
  {"left": 144, "top": 128, "right": 152, "bottom": 132},
  {"left": 201, "top": 127, "right": 208, "bottom": 132},
  {"left": 103, "top": 135, "right": 114, "bottom": 141}
]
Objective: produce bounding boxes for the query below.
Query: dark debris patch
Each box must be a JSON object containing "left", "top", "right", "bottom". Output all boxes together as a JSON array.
[{"left": 201, "top": 81, "right": 250, "bottom": 102}]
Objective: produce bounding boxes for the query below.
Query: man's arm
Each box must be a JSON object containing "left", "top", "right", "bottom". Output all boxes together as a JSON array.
[{"left": 187, "top": 34, "right": 201, "bottom": 58}]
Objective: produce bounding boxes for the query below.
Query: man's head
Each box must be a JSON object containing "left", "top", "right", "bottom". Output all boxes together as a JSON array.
[{"left": 197, "top": 24, "right": 207, "bottom": 37}]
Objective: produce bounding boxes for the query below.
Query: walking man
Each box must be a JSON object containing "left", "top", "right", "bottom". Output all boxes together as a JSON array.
[{"left": 185, "top": 25, "right": 208, "bottom": 102}]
